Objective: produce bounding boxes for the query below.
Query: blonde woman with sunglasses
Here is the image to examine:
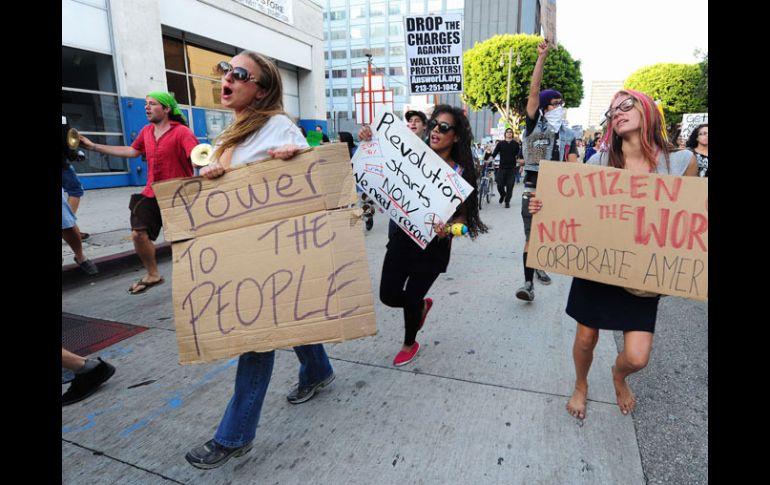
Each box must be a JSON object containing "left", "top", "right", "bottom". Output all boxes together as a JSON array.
[
  {"left": 528, "top": 89, "right": 698, "bottom": 421},
  {"left": 185, "top": 51, "right": 335, "bottom": 470}
]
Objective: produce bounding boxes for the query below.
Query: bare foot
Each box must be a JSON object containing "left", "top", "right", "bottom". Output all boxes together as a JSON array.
[
  {"left": 566, "top": 385, "right": 588, "bottom": 420},
  {"left": 612, "top": 366, "right": 636, "bottom": 415}
]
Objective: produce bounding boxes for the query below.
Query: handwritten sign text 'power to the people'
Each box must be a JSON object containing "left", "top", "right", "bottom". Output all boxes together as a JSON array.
[
  {"left": 527, "top": 162, "right": 707, "bottom": 301},
  {"left": 351, "top": 110, "right": 474, "bottom": 249},
  {"left": 153, "top": 145, "right": 376, "bottom": 364}
]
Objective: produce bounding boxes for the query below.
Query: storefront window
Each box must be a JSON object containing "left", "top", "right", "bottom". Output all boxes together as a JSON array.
[
  {"left": 189, "top": 77, "right": 223, "bottom": 109},
  {"left": 165, "top": 72, "right": 190, "bottom": 105},
  {"left": 61, "top": 46, "right": 126, "bottom": 174},
  {"left": 162, "top": 36, "right": 301, "bottom": 138},
  {"left": 62, "top": 47, "right": 117, "bottom": 92},
  {"left": 205, "top": 111, "right": 235, "bottom": 140},
  {"left": 68, "top": 135, "right": 127, "bottom": 174}
]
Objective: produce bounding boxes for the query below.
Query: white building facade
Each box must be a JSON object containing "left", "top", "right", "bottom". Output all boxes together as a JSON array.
[{"left": 62, "top": 0, "right": 326, "bottom": 189}]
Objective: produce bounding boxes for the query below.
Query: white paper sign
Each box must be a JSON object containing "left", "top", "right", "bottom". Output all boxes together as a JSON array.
[
  {"left": 404, "top": 14, "right": 464, "bottom": 94},
  {"left": 680, "top": 113, "right": 708, "bottom": 141},
  {"left": 352, "top": 109, "right": 474, "bottom": 249}
]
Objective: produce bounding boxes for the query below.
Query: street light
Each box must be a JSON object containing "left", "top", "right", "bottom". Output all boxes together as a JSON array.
[{"left": 499, "top": 48, "right": 521, "bottom": 130}]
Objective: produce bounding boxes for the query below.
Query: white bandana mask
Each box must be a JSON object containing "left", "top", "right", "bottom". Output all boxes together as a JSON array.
[{"left": 544, "top": 106, "right": 564, "bottom": 131}]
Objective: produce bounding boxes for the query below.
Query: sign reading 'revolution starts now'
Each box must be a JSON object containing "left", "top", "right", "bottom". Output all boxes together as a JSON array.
[
  {"left": 351, "top": 108, "right": 474, "bottom": 249},
  {"left": 404, "top": 14, "right": 463, "bottom": 94}
]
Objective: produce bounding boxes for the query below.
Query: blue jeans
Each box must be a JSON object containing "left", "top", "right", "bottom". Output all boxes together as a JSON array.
[
  {"left": 213, "top": 344, "right": 333, "bottom": 448},
  {"left": 62, "top": 165, "right": 85, "bottom": 198},
  {"left": 62, "top": 189, "right": 77, "bottom": 230}
]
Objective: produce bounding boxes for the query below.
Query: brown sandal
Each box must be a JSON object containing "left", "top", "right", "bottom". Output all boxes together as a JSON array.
[{"left": 128, "top": 277, "right": 165, "bottom": 295}]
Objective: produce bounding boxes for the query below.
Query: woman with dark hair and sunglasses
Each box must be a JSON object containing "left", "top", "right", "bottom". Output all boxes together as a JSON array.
[
  {"left": 685, "top": 123, "right": 708, "bottom": 177},
  {"left": 379, "top": 105, "right": 488, "bottom": 366},
  {"left": 185, "top": 51, "right": 336, "bottom": 470},
  {"left": 528, "top": 89, "right": 698, "bottom": 421}
]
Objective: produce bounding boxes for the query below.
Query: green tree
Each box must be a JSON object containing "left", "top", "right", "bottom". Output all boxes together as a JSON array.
[
  {"left": 463, "top": 34, "right": 583, "bottom": 135},
  {"left": 624, "top": 63, "right": 705, "bottom": 127}
]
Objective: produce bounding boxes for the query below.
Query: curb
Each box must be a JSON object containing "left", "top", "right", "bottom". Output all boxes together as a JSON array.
[{"left": 62, "top": 242, "right": 172, "bottom": 282}]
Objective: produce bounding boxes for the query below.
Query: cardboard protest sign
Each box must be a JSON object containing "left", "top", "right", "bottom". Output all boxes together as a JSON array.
[
  {"left": 404, "top": 14, "right": 463, "bottom": 94},
  {"left": 540, "top": 0, "right": 557, "bottom": 44},
  {"left": 306, "top": 130, "right": 323, "bottom": 147},
  {"left": 153, "top": 144, "right": 376, "bottom": 364},
  {"left": 527, "top": 162, "right": 708, "bottom": 301},
  {"left": 350, "top": 109, "right": 474, "bottom": 249},
  {"left": 680, "top": 113, "right": 708, "bottom": 141}
]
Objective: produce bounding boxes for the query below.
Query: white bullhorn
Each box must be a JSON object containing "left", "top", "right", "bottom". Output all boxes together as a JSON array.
[{"left": 191, "top": 143, "right": 214, "bottom": 167}]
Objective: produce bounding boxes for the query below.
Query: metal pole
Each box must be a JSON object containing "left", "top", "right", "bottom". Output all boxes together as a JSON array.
[
  {"left": 366, "top": 54, "right": 373, "bottom": 124},
  {"left": 506, "top": 47, "right": 512, "bottom": 126}
]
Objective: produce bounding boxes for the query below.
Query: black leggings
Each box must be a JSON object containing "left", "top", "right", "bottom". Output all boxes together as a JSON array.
[{"left": 379, "top": 249, "right": 440, "bottom": 346}]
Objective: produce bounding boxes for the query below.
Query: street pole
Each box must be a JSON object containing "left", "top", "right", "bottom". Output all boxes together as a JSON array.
[
  {"left": 365, "top": 53, "right": 373, "bottom": 125},
  {"left": 506, "top": 47, "right": 512, "bottom": 127}
]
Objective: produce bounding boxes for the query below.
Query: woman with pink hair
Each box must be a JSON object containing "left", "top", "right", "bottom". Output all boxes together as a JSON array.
[{"left": 529, "top": 89, "right": 698, "bottom": 420}]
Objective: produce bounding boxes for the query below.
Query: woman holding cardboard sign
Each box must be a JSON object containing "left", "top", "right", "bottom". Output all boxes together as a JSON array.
[
  {"left": 379, "top": 105, "right": 487, "bottom": 367},
  {"left": 528, "top": 89, "right": 697, "bottom": 421},
  {"left": 185, "top": 51, "right": 335, "bottom": 470}
]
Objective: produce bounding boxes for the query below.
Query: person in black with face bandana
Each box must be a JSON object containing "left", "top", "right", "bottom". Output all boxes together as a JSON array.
[{"left": 517, "top": 40, "right": 578, "bottom": 302}]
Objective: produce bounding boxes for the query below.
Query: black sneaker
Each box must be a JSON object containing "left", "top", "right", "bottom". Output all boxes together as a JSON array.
[
  {"left": 499, "top": 195, "right": 504, "bottom": 204},
  {"left": 505, "top": 201, "right": 510, "bottom": 208},
  {"left": 516, "top": 282, "right": 535, "bottom": 301},
  {"left": 74, "top": 257, "right": 99, "bottom": 275},
  {"left": 185, "top": 439, "right": 253, "bottom": 470},
  {"left": 365, "top": 216, "right": 373, "bottom": 231},
  {"left": 62, "top": 358, "right": 115, "bottom": 406},
  {"left": 535, "top": 269, "right": 552, "bottom": 285},
  {"left": 286, "top": 373, "right": 335, "bottom": 404}
]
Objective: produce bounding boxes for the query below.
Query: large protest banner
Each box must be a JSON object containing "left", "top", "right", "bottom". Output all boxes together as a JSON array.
[
  {"left": 404, "top": 14, "right": 463, "bottom": 94},
  {"left": 153, "top": 144, "right": 376, "bottom": 364},
  {"left": 680, "top": 113, "right": 708, "bottom": 141},
  {"left": 527, "top": 162, "right": 708, "bottom": 301},
  {"left": 351, "top": 109, "right": 474, "bottom": 249}
]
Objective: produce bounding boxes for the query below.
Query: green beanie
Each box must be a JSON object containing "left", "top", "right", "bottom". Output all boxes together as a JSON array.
[{"left": 147, "top": 91, "right": 187, "bottom": 124}]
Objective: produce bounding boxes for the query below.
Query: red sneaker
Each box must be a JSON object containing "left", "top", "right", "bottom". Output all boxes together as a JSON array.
[
  {"left": 418, "top": 298, "right": 433, "bottom": 330},
  {"left": 393, "top": 342, "right": 420, "bottom": 367}
]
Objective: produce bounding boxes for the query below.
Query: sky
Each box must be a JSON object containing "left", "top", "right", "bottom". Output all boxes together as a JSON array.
[{"left": 556, "top": 0, "right": 708, "bottom": 126}]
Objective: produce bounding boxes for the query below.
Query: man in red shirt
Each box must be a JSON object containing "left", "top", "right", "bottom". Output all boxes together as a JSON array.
[{"left": 80, "top": 92, "right": 198, "bottom": 294}]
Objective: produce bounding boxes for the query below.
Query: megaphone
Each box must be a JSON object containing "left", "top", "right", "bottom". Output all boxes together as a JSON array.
[
  {"left": 191, "top": 143, "right": 214, "bottom": 167},
  {"left": 67, "top": 128, "right": 80, "bottom": 150}
]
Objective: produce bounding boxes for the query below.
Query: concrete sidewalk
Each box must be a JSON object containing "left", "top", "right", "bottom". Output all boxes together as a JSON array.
[
  {"left": 62, "top": 183, "right": 662, "bottom": 484},
  {"left": 62, "top": 187, "right": 170, "bottom": 275}
]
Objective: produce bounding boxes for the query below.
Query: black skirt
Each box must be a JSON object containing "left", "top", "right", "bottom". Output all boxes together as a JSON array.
[{"left": 565, "top": 278, "right": 659, "bottom": 333}]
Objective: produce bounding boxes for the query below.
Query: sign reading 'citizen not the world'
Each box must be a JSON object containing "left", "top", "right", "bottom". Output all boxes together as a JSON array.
[
  {"left": 404, "top": 14, "right": 463, "bottom": 94},
  {"left": 527, "top": 162, "right": 708, "bottom": 301}
]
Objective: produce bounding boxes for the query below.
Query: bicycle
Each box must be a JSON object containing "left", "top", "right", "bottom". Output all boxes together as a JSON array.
[{"left": 477, "top": 164, "right": 495, "bottom": 209}]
